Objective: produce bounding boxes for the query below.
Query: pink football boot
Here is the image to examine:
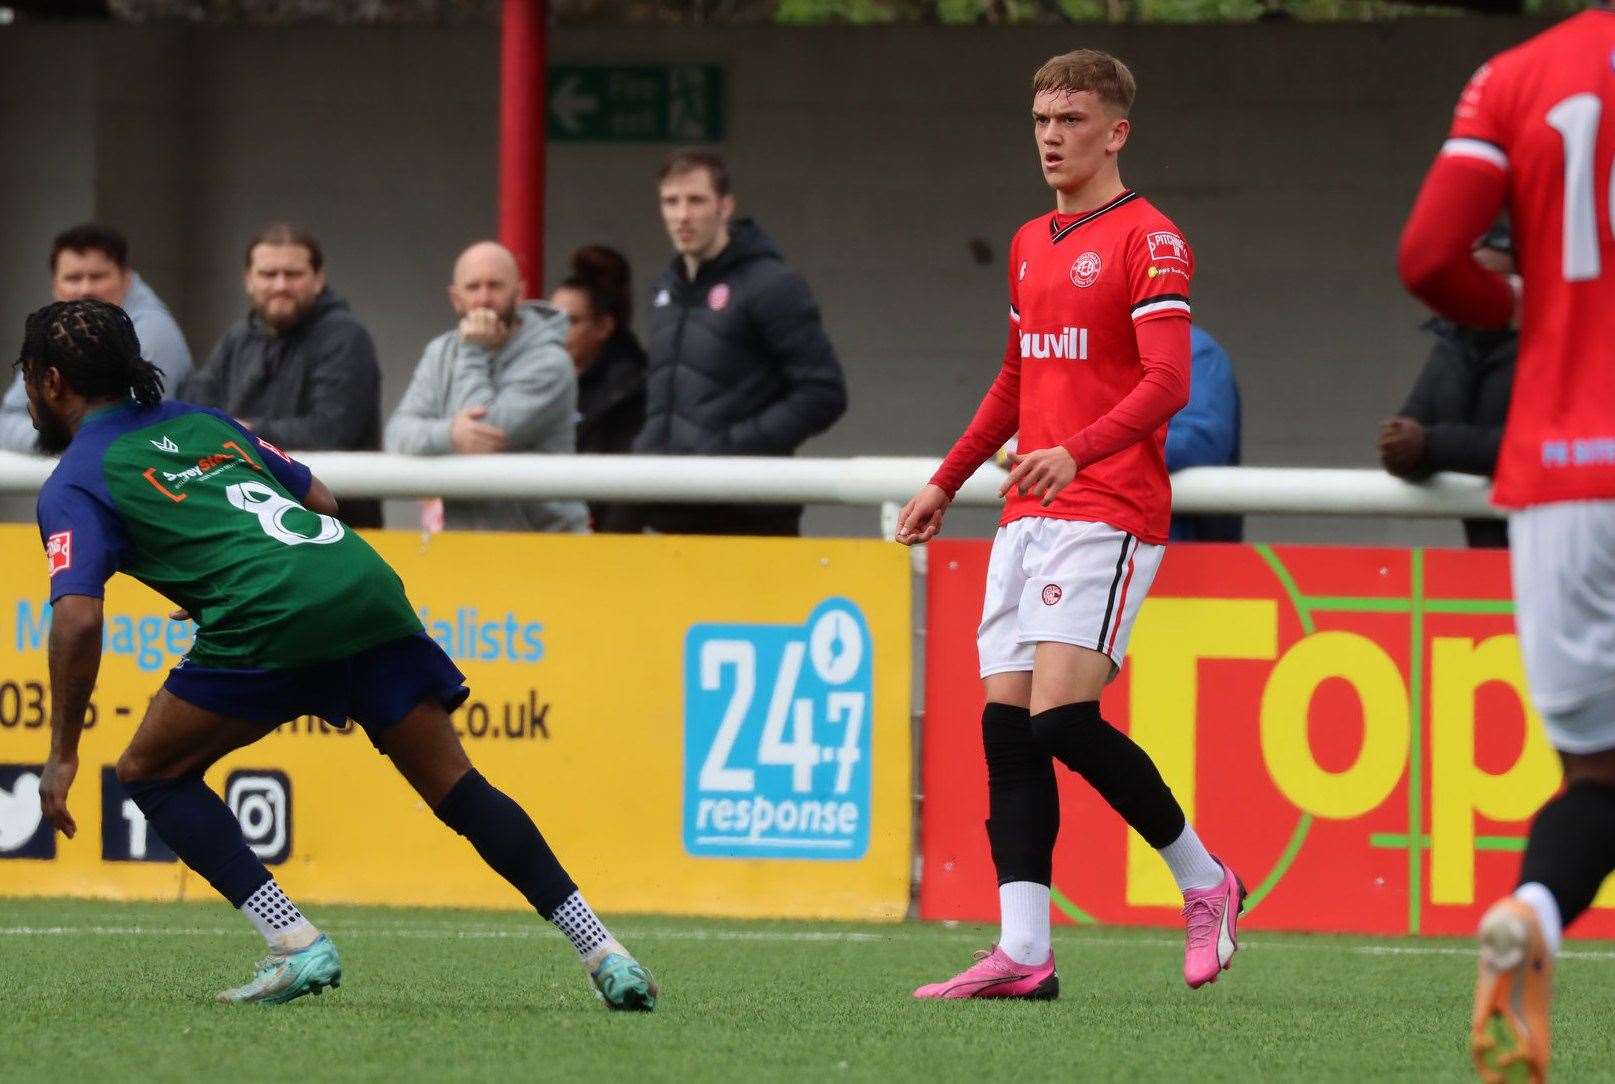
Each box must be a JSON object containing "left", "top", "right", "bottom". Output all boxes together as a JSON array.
[
  {"left": 1182, "top": 859, "right": 1246, "bottom": 989},
  {"left": 913, "top": 946, "right": 1058, "bottom": 1000}
]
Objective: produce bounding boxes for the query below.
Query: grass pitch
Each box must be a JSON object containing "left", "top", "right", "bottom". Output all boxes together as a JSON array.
[{"left": 3, "top": 898, "right": 1612, "bottom": 1081}]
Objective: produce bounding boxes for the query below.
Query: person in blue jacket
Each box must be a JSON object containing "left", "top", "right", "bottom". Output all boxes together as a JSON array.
[{"left": 1165, "top": 326, "right": 1242, "bottom": 542}]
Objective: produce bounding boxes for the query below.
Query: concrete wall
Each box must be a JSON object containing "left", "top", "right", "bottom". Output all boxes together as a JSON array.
[{"left": 0, "top": 20, "right": 1545, "bottom": 540}]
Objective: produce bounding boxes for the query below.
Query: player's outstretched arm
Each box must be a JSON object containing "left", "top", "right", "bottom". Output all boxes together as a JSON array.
[{"left": 40, "top": 593, "right": 104, "bottom": 839}]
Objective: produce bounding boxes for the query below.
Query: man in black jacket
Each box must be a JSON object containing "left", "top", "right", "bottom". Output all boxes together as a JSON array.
[
  {"left": 183, "top": 224, "right": 383, "bottom": 528},
  {"left": 1379, "top": 222, "right": 1516, "bottom": 548},
  {"left": 633, "top": 150, "right": 848, "bottom": 536}
]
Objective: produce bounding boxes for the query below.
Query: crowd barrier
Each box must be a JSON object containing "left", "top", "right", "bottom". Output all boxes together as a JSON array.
[{"left": 4, "top": 454, "right": 1600, "bottom": 936}]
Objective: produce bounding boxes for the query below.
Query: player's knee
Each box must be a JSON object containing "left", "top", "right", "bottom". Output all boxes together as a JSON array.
[
  {"left": 1028, "top": 700, "right": 1103, "bottom": 760},
  {"left": 114, "top": 747, "right": 151, "bottom": 786}
]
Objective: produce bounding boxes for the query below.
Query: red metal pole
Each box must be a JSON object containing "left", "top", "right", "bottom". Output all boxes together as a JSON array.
[{"left": 499, "top": 0, "right": 546, "bottom": 296}]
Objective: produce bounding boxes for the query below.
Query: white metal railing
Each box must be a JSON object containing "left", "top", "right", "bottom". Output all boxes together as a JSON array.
[{"left": 0, "top": 451, "right": 1502, "bottom": 518}]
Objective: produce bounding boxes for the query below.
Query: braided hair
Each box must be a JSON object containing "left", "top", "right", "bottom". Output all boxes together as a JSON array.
[{"left": 15, "top": 299, "right": 164, "bottom": 407}]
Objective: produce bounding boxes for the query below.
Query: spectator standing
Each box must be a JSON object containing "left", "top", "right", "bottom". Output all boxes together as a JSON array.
[
  {"left": 551, "top": 245, "right": 648, "bottom": 533},
  {"left": 386, "top": 241, "right": 587, "bottom": 533},
  {"left": 1165, "top": 326, "right": 1243, "bottom": 542},
  {"left": 1379, "top": 223, "right": 1516, "bottom": 549},
  {"left": 633, "top": 150, "right": 847, "bottom": 536},
  {"left": 183, "top": 223, "right": 383, "bottom": 527},
  {"left": 1, "top": 223, "right": 192, "bottom": 452}
]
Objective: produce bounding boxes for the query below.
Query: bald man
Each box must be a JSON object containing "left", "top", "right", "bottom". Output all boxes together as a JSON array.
[{"left": 385, "top": 241, "right": 588, "bottom": 532}]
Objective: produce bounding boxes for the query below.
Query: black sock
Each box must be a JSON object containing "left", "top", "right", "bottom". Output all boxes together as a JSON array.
[
  {"left": 1518, "top": 781, "right": 1615, "bottom": 929},
  {"left": 123, "top": 773, "right": 271, "bottom": 907},
  {"left": 1030, "top": 701, "right": 1186, "bottom": 849},
  {"left": 982, "top": 702, "right": 1059, "bottom": 885},
  {"left": 434, "top": 768, "right": 578, "bottom": 919}
]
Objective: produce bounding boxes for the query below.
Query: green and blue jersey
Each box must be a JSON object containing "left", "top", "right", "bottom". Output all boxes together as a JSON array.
[{"left": 36, "top": 400, "right": 421, "bottom": 670}]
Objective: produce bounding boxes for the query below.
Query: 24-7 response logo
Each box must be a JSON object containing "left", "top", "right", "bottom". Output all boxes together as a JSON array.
[{"left": 683, "top": 599, "right": 874, "bottom": 861}]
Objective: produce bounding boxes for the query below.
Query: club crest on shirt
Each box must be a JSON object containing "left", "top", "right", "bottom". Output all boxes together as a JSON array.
[
  {"left": 1146, "top": 231, "right": 1189, "bottom": 265},
  {"left": 1070, "top": 252, "right": 1102, "bottom": 288},
  {"left": 45, "top": 531, "right": 71, "bottom": 576},
  {"left": 707, "top": 283, "right": 731, "bottom": 312}
]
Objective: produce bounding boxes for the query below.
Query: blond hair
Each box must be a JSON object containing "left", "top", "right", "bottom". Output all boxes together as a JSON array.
[{"left": 1032, "top": 49, "right": 1136, "bottom": 115}]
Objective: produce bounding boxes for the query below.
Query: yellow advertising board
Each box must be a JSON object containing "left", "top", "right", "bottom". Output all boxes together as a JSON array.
[{"left": 0, "top": 527, "right": 912, "bottom": 921}]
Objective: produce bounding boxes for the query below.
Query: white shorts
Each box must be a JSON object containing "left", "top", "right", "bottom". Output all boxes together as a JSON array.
[
  {"left": 1509, "top": 500, "right": 1615, "bottom": 753},
  {"left": 977, "top": 517, "right": 1164, "bottom": 679}
]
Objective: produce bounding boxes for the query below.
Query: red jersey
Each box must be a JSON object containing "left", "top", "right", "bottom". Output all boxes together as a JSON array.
[
  {"left": 931, "top": 191, "right": 1194, "bottom": 544},
  {"left": 1416, "top": 12, "right": 1615, "bottom": 507}
]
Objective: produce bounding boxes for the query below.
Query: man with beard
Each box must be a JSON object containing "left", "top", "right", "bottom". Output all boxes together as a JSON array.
[
  {"left": 182, "top": 224, "right": 383, "bottom": 527},
  {"left": 385, "top": 241, "right": 587, "bottom": 532},
  {"left": 0, "top": 223, "right": 192, "bottom": 452},
  {"left": 20, "top": 298, "right": 655, "bottom": 1011}
]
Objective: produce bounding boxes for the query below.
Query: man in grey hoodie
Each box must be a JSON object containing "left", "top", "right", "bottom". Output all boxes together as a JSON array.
[
  {"left": 385, "top": 241, "right": 587, "bottom": 533},
  {"left": 1, "top": 223, "right": 192, "bottom": 452}
]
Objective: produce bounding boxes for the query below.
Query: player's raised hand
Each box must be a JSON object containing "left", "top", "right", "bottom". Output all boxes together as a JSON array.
[
  {"left": 895, "top": 484, "right": 951, "bottom": 546},
  {"left": 1001, "top": 447, "right": 1078, "bottom": 506},
  {"left": 39, "top": 753, "right": 78, "bottom": 839},
  {"left": 450, "top": 405, "right": 508, "bottom": 454}
]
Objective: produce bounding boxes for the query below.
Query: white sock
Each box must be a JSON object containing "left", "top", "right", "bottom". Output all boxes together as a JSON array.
[
  {"left": 550, "top": 891, "right": 615, "bottom": 965},
  {"left": 997, "top": 881, "right": 1051, "bottom": 965},
  {"left": 1514, "top": 882, "right": 1564, "bottom": 957},
  {"left": 1157, "top": 824, "right": 1225, "bottom": 895},
  {"left": 241, "top": 878, "right": 317, "bottom": 951}
]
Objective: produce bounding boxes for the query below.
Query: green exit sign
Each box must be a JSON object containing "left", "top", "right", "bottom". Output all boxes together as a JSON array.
[{"left": 547, "top": 65, "right": 726, "bottom": 143}]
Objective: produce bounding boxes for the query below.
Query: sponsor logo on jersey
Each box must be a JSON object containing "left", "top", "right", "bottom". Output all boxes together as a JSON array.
[
  {"left": 1042, "top": 584, "right": 1063, "bottom": 606},
  {"left": 1070, "top": 251, "right": 1102, "bottom": 288},
  {"left": 1019, "top": 327, "right": 1089, "bottom": 362},
  {"left": 45, "top": 531, "right": 71, "bottom": 576},
  {"left": 1147, "top": 265, "right": 1189, "bottom": 280},
  {"left": 708, "top": 283, "right": 731, "bottom": 312},
  {"left": 143, "top": 439, "right": 264, "bottom": 501},
  {"left": 1147, "top": 231, "right": 1189, "bottom": 265},
  {"left": 150, "top": 435, "right": 179, "bottom": 453}
]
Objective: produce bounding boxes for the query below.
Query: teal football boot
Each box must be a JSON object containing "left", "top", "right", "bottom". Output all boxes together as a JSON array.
[
  {"left": 216, "top": 934, "right": 343, "bottom": 1006},
  {"left": 589, "top": 950, "right": 657, "bottom": 1012}
]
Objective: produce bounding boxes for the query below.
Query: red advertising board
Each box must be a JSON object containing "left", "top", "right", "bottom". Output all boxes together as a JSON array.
[{"left": 920, "top": 541, "right": 1615, "bottom": 938}]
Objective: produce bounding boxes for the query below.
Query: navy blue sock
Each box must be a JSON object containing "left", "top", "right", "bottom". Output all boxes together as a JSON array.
[
  {"left": 433, "top": 768, "right": 578, "bottom": 919},
  {"left": 123, "top": 773, "right": 271, "bottom": 908}
]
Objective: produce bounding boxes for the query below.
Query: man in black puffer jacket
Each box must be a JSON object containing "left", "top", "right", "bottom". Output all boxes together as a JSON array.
[{"left": 634, "top": 150, "right": 847, "bottom": 536}]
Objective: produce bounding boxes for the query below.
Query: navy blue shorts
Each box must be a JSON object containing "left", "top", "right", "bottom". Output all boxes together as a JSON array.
[{"left": 164, "top": 632, "right": 469, "bottom": 748}]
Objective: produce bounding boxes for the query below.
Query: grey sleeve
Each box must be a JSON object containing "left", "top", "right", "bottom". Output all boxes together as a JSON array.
[
  {"left": 250, "top": 323, "right": 380, "bottom": 450},
  {"left": 384, "top": 342, "right": 455, "bottom": 455},
  {"left": 0, "top": 372, "right": 41, "bottom": 453},
  {"left": 727, "top": 267, "right": 848, "bottom": 453},
  {"left": 131, "top": 310, "right": 193, "bottom": 399},
  {"left": 457, "top": 340, "right": 578, "bottom": 451}
]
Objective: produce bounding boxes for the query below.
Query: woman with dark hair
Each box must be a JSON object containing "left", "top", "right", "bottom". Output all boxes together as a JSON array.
[{"left": 550, "top": 245, "right": 647, "bottom": 533}]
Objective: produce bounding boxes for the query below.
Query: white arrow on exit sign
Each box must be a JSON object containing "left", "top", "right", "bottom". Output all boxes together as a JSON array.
[{"left": 550, "top": 76, "right": 601, "bottom": 135}]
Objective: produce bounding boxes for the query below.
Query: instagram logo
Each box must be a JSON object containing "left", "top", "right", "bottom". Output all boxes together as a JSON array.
[{"left": 226, "top": 770, "right": 292, "bottom": 864}]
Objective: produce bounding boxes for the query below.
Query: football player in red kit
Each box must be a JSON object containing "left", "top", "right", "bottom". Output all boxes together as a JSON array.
[
  {"left": 1400, "top": 8, "right": 1615, "bottom": 1081},
  {"left": 897, "top": 49, "right": 1244, "bottom": 1000}
]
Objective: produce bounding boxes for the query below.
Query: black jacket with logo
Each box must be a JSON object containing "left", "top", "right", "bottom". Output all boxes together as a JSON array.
[
  {"left": 183, "top": 288, "right": 383, "bottom": 528},
  {"left": 634, "top": 219, "right": 847, "bottom": 534}
]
